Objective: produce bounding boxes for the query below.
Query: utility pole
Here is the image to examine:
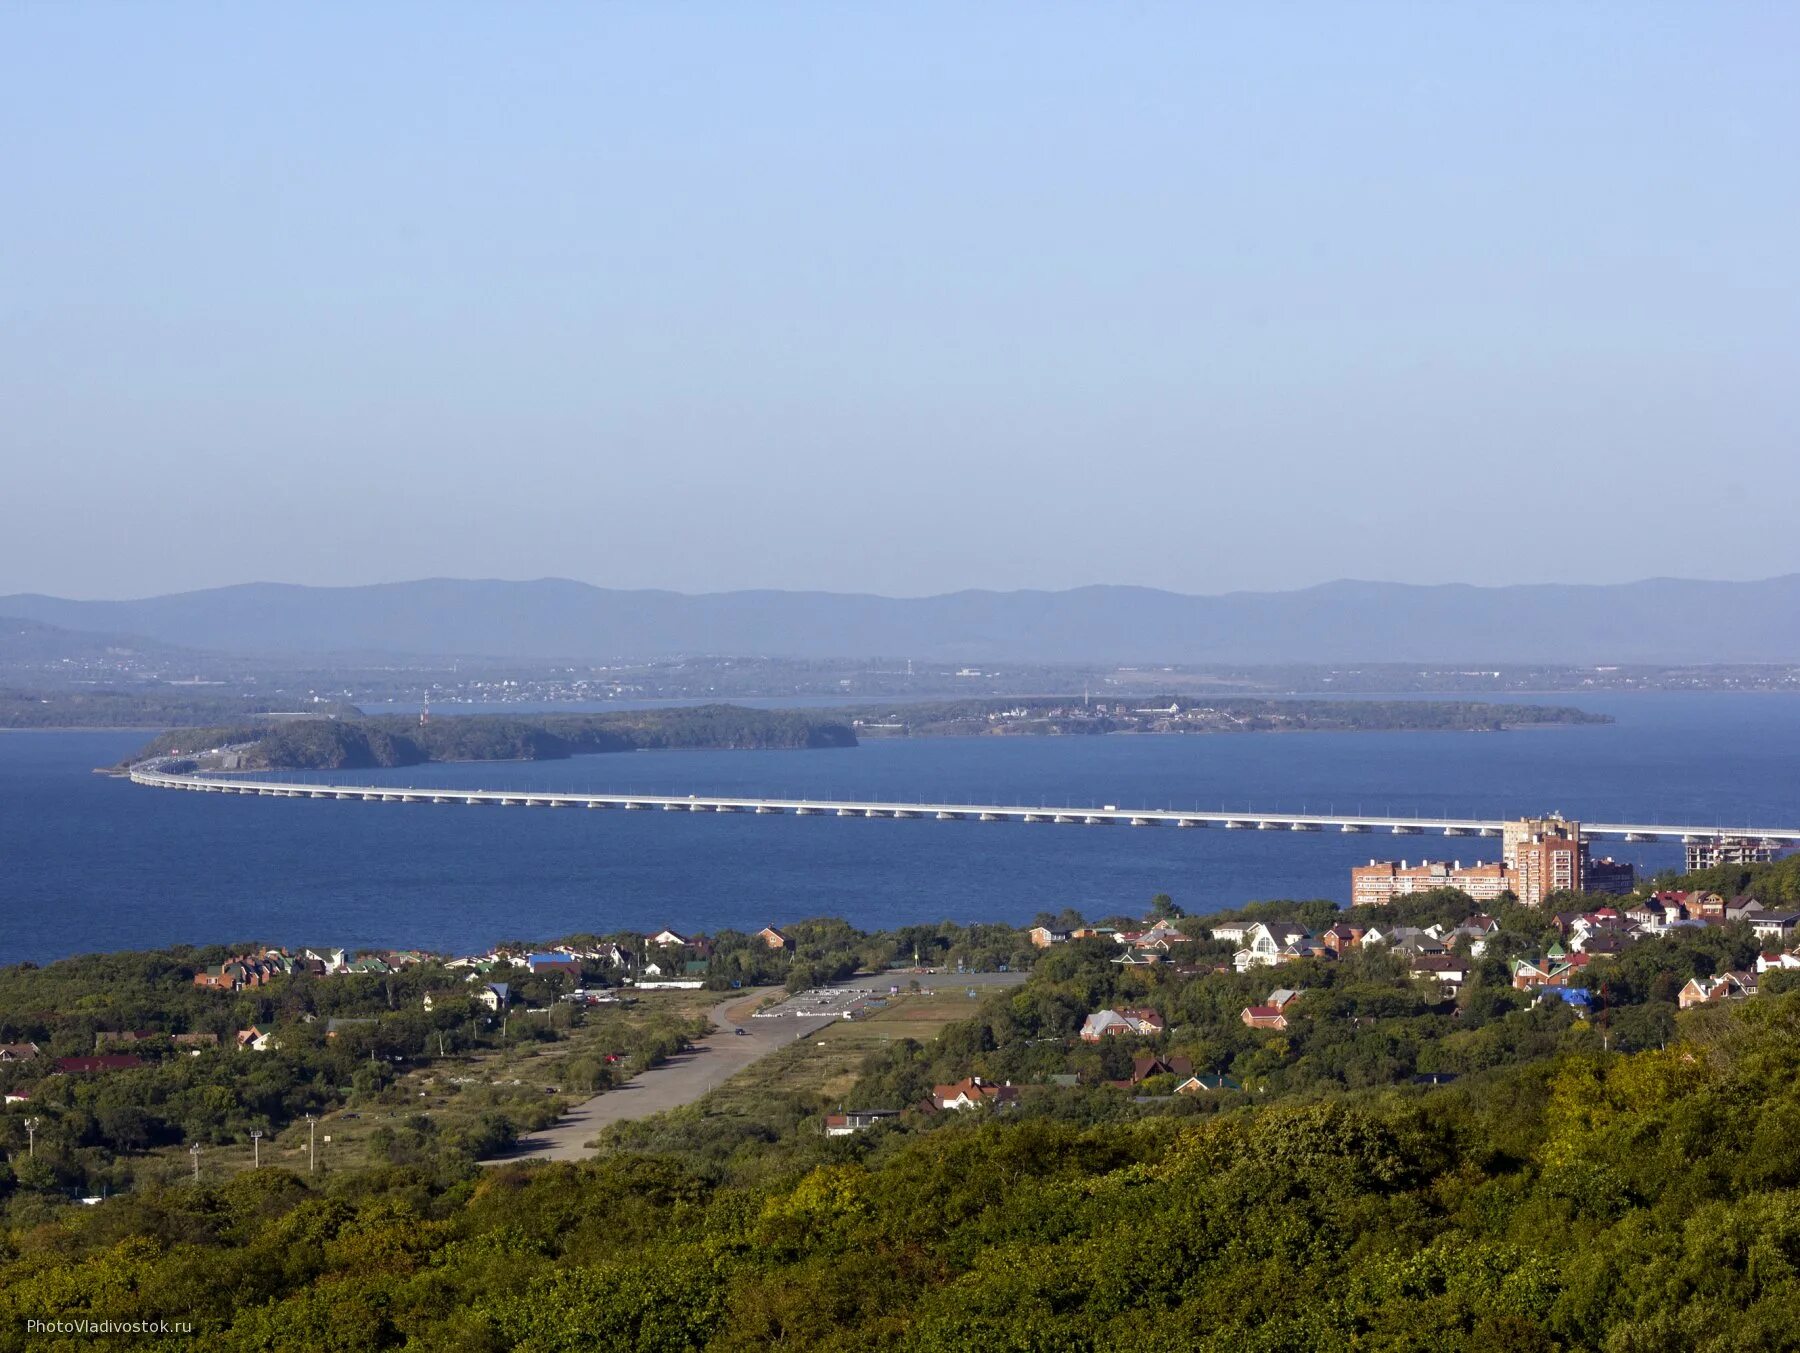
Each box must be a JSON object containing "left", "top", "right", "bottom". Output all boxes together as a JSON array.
[
  {"left": 189, "top": 1143, "right": 201, "bottom": 1183},
  {"left": 305, "top": 1114, "right": 316, "bottom": 1174},
  {"left": 250, "top": 1129, "right": 263, "bottom": 1168},
  {"left": 23, "top": 1117, "right": 37, "bottom": 1158}
]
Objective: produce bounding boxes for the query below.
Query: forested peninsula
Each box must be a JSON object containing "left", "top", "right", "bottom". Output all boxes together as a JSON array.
[
  {"left": 122, "top": 706, "right": 858, "bottom": 771},
  {"left": 848, "top": 695, "right": 1610, "bottom": 738}
]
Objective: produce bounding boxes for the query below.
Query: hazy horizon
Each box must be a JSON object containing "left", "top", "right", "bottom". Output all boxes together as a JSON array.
[
  {"left": 12, "top": 569, "right": 1800, "bottom": 607},
  {"left": 6, "top": 6, "right": 1797, "bottom": 599}
]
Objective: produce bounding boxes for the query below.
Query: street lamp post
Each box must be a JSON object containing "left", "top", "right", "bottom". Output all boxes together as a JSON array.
[
  {"left": 22, "top": 1117, "right": 37, "bottom": 1158},
  {"left": 305, "top": 1114, "right": 316, "bottom": 1174},
  {"left": 250, "top": 1129, "right": 263, "bottom": 1168}
]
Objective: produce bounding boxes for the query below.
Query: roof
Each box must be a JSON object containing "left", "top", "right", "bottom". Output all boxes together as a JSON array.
[{"left": 56, "top": 1054, "right": 143, "bottom": 1073}]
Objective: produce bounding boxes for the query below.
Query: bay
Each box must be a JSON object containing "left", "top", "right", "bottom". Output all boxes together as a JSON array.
[{"left": 3, "top": 692, "right": 1797, "bottom": 965}]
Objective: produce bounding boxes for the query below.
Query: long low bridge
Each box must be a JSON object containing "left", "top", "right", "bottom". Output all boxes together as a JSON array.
[{"left": 126, "top": 766, "right": 1800, "bottom": 845}]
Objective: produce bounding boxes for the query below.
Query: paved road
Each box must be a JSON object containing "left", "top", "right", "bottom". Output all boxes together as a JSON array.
[
  {"left": 482, "top": 988, "right": 834, "bottom": 1163},
  {"left": 483, "top": 971, "right": 1027, "bottom": 1164}
]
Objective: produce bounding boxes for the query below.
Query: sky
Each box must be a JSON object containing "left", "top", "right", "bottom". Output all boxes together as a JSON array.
[{"left": 3, "top": 4, "right": 1797, "bottom": 601}]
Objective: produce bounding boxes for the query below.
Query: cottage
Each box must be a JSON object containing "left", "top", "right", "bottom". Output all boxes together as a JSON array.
[
  {"left": 527, "top": 952, "right": 582, "bottom": 977},
  {"left": 1077, "top": 1008, "right": 1164, "bottom": 1041},
  {"left": 0, "top": 1043, "right": 40, "bottom": 1062},
  {"left": 1678, "top": 972, "right": 1756, "bottom": 1010},
  {"left": 479, "top": 982, "right": 511, "bottom": 1011},
  {"left": 755, "top": 926, "right": 793, "bottom": 951},
  {"left": 1749, "top": 913, "right": 1800, "bottom": 942},
  {"left": 1175, "top": 1074, "right": 1242, "bottom": 1094},
  {"left": 1756, "top": 951, "right": 1800, "bottom": 975},
  {"left": 55, "top": 1054, "right": 143, "bottom": 1074},
  {"left": 1121, "top": 1054, "right": 1193, "bottom": 1085},
  {"left": 648, "top": 929, "right": 688, "bottom": 947},
  {"left": 1511, "top": 958, "right": 1571, "bottom": 990},
  {"left": 1027, "top": 926, "right": 1070, "bottom": 949},
  {"left": 1241, "top": 1005, "right": 1288, "bottom": 1031},
  {"left": 1110, "top": 949, "right": 1163, "bottom": 967},
  {"left": 929, "top": 1077, "right": 1020, "bottom": 1111},
  {"left": 1238, "top": 921, "right": 1311, "bottom": 970},
  {"left": 823, "top": 1109, "right": 899, "bottom": 1136},
  {"left": 1409, "top": 954, "right": 1469, "bottom": 988}
]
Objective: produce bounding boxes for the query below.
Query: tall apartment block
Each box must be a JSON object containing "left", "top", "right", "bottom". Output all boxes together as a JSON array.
[{"left": 1503, "top": 816, "right": 1586, "bottom": 906}]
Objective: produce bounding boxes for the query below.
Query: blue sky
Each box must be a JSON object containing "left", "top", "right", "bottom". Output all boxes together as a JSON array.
[{"left": 3, "top": 4, "right": 1795, "bottom": 599}]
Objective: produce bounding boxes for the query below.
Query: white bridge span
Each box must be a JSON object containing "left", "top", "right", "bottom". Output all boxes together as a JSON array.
[{"left": 126, "top": 767, "right": 1800, "bottom": 845}]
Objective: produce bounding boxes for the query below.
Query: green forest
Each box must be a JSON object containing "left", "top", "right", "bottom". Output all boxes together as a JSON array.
[{"left": 124, "top": 705, "right": 859, "bottom": 770}]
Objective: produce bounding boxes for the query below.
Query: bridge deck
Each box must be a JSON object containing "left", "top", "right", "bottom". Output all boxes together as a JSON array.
[{"left": 125, "top": 768, "right": 1800, "bottom": 844}]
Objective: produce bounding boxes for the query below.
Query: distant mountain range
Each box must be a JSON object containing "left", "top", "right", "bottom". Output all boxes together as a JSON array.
[{"left": 2, "top": 576, "right": 1798, "bottom": 665}]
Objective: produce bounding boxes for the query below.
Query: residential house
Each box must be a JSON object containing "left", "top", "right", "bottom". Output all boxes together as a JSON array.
[
  {"left": 1120, "top": 1054, "right": 1193, "bottom": 1086},
  {"left": 236, "top": 1026, "right": 279, "bottom": 1052},
  {"left": 0, "top": 1042, "right": 41, "bottom": 1062},
  {"left": 94, "top": 1030, "right": 157, "bottom": 1049},
  {"left": 1319, "top": 924, "right": 1364, "bottom": 955},
  {"left": 1409, "top": 954, "right": 1469, "bottom": 989},
  {"left": 1234, "top": 921, "right": 1312, "bottom": 972},
  {"left": 55, "top": 1055, "right": 143, "bottom": 1074},
  {"left": 1679, "top": 972, "right": 1756, "bottom": 1010},
  {"left": 929, "top": 1077, "right": 1020, "bottom": 1111},
  {"left": 755, "top": 926, "right": 792, "bottom": 951},
  {"left": 1026, "top": 926, "right": 1069, "bottom": 948},
  {"left": 1175, "top": 1073, "right": 1243, "bottom": 1095},
  {"left": 1446, "top": 916, "right": 1498, "bottom": 956},
  {"left": 1206, "top": 922, "right": 1252, "bottom": 946},
  {"left": 824, "top": 1109, "right": 900, "bottom": 1136},
  {"left": 1756, "top": 951, "right": 1800, "bottom": 975},
  {"left": 648, "top": 929, "right": 688, "bottom": 947},
  {"left": 1535, "top": 987, "right": 1592, "bottom": 1014},
  {"left": 1138, "top": 920, "right": 1187, "bottom": 946},
  {"left": 1749, "top": 913, "right": 1800, "bottom": 943},
  {"left": 479, "top": 982, "right": 510, "bottom": 1011},
  {"left": 1726, "top": 896, "right": 1769, "bottom": 922},
  {"left": 1241, "top": 1004, "right": 1289, "bottom": 1031},
  {"left": 1070, "top": 926, "right": 1121, "bottom": 942},
  {"left": 1266, "top": 988, "right": 1305, "bottom": 1012},
  {"left": 527, "top": 952, "right": 582, "bottom": 977},
  {"left": 1110, "top": 949, "right": 1163, "bottom": 967},
  {"left": 1512, "top": 958, "right": 1572, "bottom": 990},
  {"left": 1691, "top": 893, "right": 1730, "bottom": 922},
  {"left": 1078, "top": 1008, "right": 1165, "bottom": 1041}
]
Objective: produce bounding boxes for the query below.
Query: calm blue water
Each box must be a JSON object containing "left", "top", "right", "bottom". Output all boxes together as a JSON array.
[{"left": 3, "top": 692, "right": 1797, "bottom": 964}]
